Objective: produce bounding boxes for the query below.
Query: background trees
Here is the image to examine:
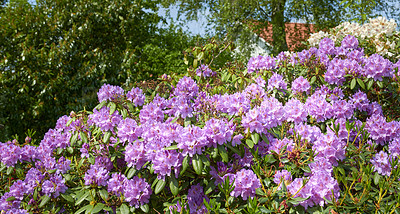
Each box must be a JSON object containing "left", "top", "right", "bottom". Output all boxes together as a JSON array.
[
  {"left": 0, "top": 0, "right": 198, "bottom": 141},
  {"left": 164, "top": 0, "right": 399, "bottom": 57}
]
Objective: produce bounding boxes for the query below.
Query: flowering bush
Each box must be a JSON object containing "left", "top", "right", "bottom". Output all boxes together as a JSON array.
[
  {"left": 308, "top": 17, "right": 400, "bottom": 62},
  {"left": 2, "top": 32, "right": 400, "bottom": 213}
]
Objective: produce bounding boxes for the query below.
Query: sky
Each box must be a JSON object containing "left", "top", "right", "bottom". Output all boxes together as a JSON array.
[{"left": 157, "top": 5, "right": 211, "bottom": 36}]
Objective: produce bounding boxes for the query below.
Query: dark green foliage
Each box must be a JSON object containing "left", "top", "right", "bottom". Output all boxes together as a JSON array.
[{"left": 0, "top": 0, "right": 197, "bottom": 141}]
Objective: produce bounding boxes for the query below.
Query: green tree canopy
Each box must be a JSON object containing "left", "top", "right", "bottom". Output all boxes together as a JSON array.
[
  {"left": 0, "top": 0, "right": 198, "bottom": 141},
  {"left": 163, "top": 0, "right": 397, "bottom": 57}
]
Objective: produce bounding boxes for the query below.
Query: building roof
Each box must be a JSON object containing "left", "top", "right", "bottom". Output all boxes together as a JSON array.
[{"left": 256, "top": 22, "right": 315, "bottom": 51}]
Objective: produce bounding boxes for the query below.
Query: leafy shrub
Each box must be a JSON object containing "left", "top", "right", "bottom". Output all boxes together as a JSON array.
[
  {"left": 0, "top": 0, "right": 197, "bottom": 142},
  {"left": 2, "top": 33, "right": 400, "bottom": 213}
]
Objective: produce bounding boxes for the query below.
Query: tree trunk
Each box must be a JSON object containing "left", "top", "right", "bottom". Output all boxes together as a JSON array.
[{"left": 271, "top": 0, "right": 288, "bottom": 55}]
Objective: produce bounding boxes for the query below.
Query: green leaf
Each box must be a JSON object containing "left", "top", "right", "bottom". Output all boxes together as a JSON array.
[
  {"left": 261, "top": 133, "right": 270, "bottom": 144},
  {"left": 103, "top": 131, "right": 111, "bottom": 143},
  {"left": 120, "top": 204, "right": 130, "bottom": 214},
  {"left": 180, "top": 155, "right": 189, "bottom": 176},
  {"left": 310, "top": 76, "right": 316, "bottom": 85},
  {"left": 192, "top": 154, "right": 203, "bottom": 175},
  {"left": 218, "top": 145, "right": 229, "bottom": 163},
  {"left": 6, "top": 166, "right": 14, "bottom": 175},
  {"left": 98, "top": 189, "right": 109, "bottom": 201},
  {"left": 75, "top": 191, "right": 90, "bottom": 205},
  {"left": 39, "top": 195, "right": 51, "bottom": 208},
  {"left": 75, "top": 204, "right": 93, "bottom": 214},
  {"left": 377, "top": 81, "right": 383, "bottom": 88},
  {"left": 140, "top": 204, "right": 150, "bottom": 213},
  {"left": 164, "top": 144, "right": 178, "bottom": 150},
  {"left": 350, "top": 78, "right": 356, "bottom": 89},
  {"left": 197, "top": 51, "right": 204, "bottom": 61},
  {"left": 67, "top": 147, "right": 74, "bottom": 154},
  {"left": 170, "top": 175, "right": 179, "bottom": 196},
  {"left": 155, "top": 179, "right": 166, "bottom": 194},
  {"left": 80, "top": 132, "right": 88, "bottom": 144},
  {"left": 357, "top": 78, "right": 365, "bottom": 89},
  {"left": 205, "top": 180, "right": 216, "bottom": 194},
  {"left": 127, "top": 167, "right": 136, "bottom": 179},
  {"left": 374, "top": 172, "right": 380, "bottom": 186},
  {"left": 367, "top": 79, "right": 374, "bottom": 90},
  {"left": 91, "top": 203, "right": 105, "bottom": 213},
  {"left": 225, "top": 143, "right": 241, "bottom": 156},
  {"left": 61, "top": 193, "right": 74, "bottom": 203},
  {"left": 70, "top": 131, "right": 79, "bottom": 146},
  {"left": 251, "top": 133, "right": 260, "bottom": 145},
  {"left": 109, "top": 102, "right": 117, "bottom": 115},
  {"left": 33, "top": 188, "right": 38, "bottom": 201},
  {"left": 246, "top": 139, "right": 254, "bottom": 149},
  {"left": 95, "top": 100, "right": 107, "bottom": 110},
  {"left": 6, "top": 196, "right": 16, "bottom": 202}
]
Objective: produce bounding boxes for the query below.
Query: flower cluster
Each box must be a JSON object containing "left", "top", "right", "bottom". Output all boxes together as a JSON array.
[
  {"left": 88, "top": 106, "right": 122, "bottom": 132},
  {"left": 309, "top": 17, "right": 398, "bottom": 58},
  {"left": 187, "top": 183, "right": 209, "bottom": 213},
  {"left": 291, "top": 76, "right": 311, "bottom": 94},
  {"left": 97, "top": 84, "right": 125, "bottom": 102},
  {"left": 124, "top": 176, "right": 152, "bottom": 208},
  {"left": 196, "top": 64, "right": 215, "bottom": 77},
  {"left": 247, "top": 55, "right": 276, "bottom": 73}
]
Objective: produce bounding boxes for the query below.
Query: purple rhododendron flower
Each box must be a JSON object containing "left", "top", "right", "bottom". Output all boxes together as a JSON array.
[
  {"left": 124, "top": 176, "right": 152, "bottom": 208},
  {"left": 247, "top": 55, "right": 276, "bottom": 73},
  {"left": 242, "top": 97, "right": 284, "bottom": 134},
  {"left": 203, "top": 118, "right": 234, "bottom": 148},
  {"left": 267, "top": 73, "right": 287, "bottom": 91},
  {"left": 117, "top": 118, "right": 142, "bottom": 144},
  {"left": 187, "top": 183, "right": 209, "bottom": 213},
  {"left": 0, "top": 140, "right": 22, "bottom": 167},
  {"left": 306, "top": 93, "right": 333, "bottom": 122},
  {"left": 341, "top": 35, "right": 359, "bottom": 49},
  {"left": 366, "top": 114, "right": 400, "bottom": 145},
  {"left": 84, "top": 165, "right": 110, "bottom": 187},
  {"left": 291, "top": 76, "right": 310, "bottom": 94},
  {"left": 350, "top": 91, "right": 370, "bottom": 112},
  {"left": 177, "top": 125, "right": 208, "bottom": 156},
  {"left": 97, "top": 84, "right": 124, "bottom": 102},
  {"left": 56, "top": 156, "right": 71, "bottom": 174},
  {"left": 126, "top": 87, "right": 145, "bottom": 107},
  {"left": 269, "top": 138, "right": 294, "bottom": 154},
  {"left": 173, "top": 76, "right": 199, "bottom": 100},
  {"left": 331, "top": 99, "right": 354, "bottom": 119},
  {"left": 107, "top": 173, "right": 128, "bottom": 197},
  {"left": 139, "top": 103, "right": 164, "bottom": 124},
  {"left": 152, "top": 150, "right": 183, "bottom": 180},
  {"left": 274, "top": 170, "right": 292, "bottom": 190},
  {"left": 284, "top": 98, "right": 308, "bottom": 123},
  {"left": 125, "top": 140, "right": 147, "bottom": 170},
  {"left": 313, "top": 132, "right": 346, "bottom": 166},
  {"left": 362, "top": 54, "right": 393, "bottom": 81},
  {"left": 389, "top": 138, "right": 400, "bottom": 158},
  {"left": 42, "top": 173, "right": 67, "bottom": 198},
  {"left": 371, "top": 151, "right": 392, "bottom": 176},
  {"left": 88, "top": 106, "right": 122, "bottom": 132},
  {"left": 318, "top": 37, "right": 335, "bottom": 55},
  {"left": 196, "top": 64, "right": 215, "bottom": 77},
  {"left": 231, "top": 169, "right": 261, "bottom": 200}
]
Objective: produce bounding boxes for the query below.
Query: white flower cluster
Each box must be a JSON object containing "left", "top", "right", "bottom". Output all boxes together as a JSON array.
[{"left": 308, "top": 17, "right": 399, "bottom": 58}]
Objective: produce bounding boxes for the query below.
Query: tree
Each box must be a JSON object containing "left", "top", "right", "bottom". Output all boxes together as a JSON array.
[
  {"left": 0, "top": 0, "right": 197, "bottom": 141},
  {"left": 164, "top": 0, "right": 396, "bottom": 57},
  {"left": 162, "top": 0, "right": 344, "bottom": 56}
]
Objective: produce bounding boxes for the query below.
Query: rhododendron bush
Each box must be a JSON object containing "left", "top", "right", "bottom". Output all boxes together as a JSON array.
[
  {"left": 2, "top": 33, "right": 400, "bottom": 213},
  {"left": 308, "top": 17, "right": 400, "bottom": 62}
]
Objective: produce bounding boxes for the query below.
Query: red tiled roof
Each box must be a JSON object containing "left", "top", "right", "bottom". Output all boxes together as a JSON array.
[{"left": 256, "top": 22, "right": 315, "bottom": 51}]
